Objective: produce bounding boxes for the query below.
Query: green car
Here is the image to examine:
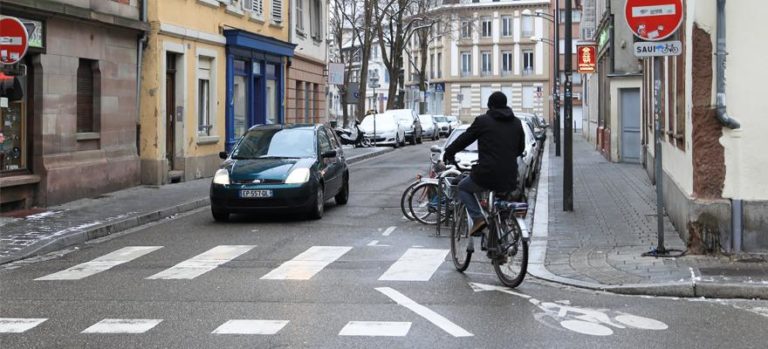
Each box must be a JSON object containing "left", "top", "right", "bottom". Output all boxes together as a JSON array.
[{"left": 210, "top": 124, "right": 349, "bottom": 221}]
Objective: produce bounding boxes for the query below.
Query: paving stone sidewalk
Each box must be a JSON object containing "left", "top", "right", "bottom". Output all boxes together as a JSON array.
[
  {"left": 0, "top": 146, "right": 392, "bottom": 265},
  {"left": 536, "top": 134, "right": 768, "bottom": 299}
]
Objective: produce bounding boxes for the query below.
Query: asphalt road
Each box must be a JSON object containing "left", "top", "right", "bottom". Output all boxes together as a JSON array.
[{"left": 1, "top": 141, "right": 767, "bottom": 348}]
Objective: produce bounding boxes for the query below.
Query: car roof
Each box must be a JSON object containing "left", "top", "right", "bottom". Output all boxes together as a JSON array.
[{"left": 247, "top": 123, "right": 319, "bottom": 132}]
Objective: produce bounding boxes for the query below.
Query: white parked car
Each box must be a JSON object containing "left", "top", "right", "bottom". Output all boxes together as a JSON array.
[
  {"left": 387, "top": 109, "right": 423, "bottom": 145},
  {"left": 432, "top": 115, "right": 451, "bottom": 137},
  {"left": 359, "top": 113, "right": 406, "bottom": 148},
  {"left": 445, "top": 115, "right": 461, "bottom": 131},
  {"left": 418, "top": 114, "right": 440, "bottom": 141}
]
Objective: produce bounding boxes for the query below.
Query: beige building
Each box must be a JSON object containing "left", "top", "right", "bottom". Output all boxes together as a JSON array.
[
  {"left": 405, "top": 0, "right": 552, "bottom": 123},
  {"left": 285, "top": 0, "right": 327, "bottom": 124},
  {"left": 140, "top": 0, "right": 293, "bottom": 185}
]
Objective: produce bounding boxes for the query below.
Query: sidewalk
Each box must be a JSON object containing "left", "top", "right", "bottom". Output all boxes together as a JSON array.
[
  {"left": 0, "top": 146, "right": 393, "bottom": 265},
  {"left": 528, "top": 134, "right": 768, "bottom": 299}
]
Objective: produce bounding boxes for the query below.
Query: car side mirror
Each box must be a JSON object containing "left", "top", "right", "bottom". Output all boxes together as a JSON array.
[
  {"left": 321, "top": 150, "right": 337, "bottom": 158},
  {"left": 219, "top": 151, "right": 228, "bottom": 159},
  {"left": 430, "top": 145, "right": 442, "bottom": 153}
]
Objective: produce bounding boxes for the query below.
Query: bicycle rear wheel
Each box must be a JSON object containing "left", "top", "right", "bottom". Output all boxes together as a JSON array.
[
  {"left": 408, "top": 182, "right": 440, "bottom": 225},
  {"left": 492, "top": 214, "right": 528, "bottom": 288},
  {"left": 450, "top": 204, "right": 473, "bottom": 271}
]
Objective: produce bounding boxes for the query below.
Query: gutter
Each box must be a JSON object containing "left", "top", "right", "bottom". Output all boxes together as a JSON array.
[
  {"left": 715, "top": 0, "right": 740, "bottom": 130},
  {"left": 136, "top": 0, "right": 148, "bottom": 155}
]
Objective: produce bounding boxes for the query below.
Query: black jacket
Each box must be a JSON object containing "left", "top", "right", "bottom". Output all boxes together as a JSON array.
[{"left": 443, "top": 107, "right": 526, "bottom": 192}]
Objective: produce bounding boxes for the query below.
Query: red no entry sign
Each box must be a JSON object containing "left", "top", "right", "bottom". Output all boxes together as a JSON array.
[
  {"left": 0, "top": 17, "right": 29, "bottom": 65},
  {"left": 624, "top": 0, "right": 683, "bottom": 41}
]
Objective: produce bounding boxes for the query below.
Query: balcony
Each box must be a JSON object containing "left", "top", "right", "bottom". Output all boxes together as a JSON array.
[{"left": 521, "top": 68, "right": 534, "bottom": 76}]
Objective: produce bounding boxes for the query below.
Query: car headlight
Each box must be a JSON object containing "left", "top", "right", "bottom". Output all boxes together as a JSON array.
[
  {"left": 213, "top": 169, "right": 230, "bottom": 185},
  {"left": 285, "top": 167, "right": 310, "bottom": 184}
]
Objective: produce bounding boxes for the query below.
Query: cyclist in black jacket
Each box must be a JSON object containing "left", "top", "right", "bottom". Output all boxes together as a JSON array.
[{"left": 443, "top": 91, "right": 526, "bottom": 236}]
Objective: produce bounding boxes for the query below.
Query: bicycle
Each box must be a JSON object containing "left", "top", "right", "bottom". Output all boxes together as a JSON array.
[
  {"left": 449, "top": 170, "right": 530, "bottom": 287},
  {"left": 400, "top": 162, "right": 443, "bottom": 222},
  {"left": 407, "top": 164, "right": 463, "bottom": 229}
]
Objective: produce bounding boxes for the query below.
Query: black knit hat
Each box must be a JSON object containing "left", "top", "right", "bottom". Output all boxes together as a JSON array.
[{"left": 487, "top": 91, "right": 507, "bottom": 109}]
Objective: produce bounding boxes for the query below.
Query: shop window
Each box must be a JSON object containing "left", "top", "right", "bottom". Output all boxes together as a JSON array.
[
  {"left": 77, "top": 58, "right": 100, "bottom": 134},
  {"left": 0, "top": 73, "right": 26, "bottom": 172},
  {"left": 523, "top": 86, "right": 535, "bottom": 109}
]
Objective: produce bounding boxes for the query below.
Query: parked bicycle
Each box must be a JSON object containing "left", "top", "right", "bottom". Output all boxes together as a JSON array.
[{"left": 447, "top": 164, "right": 530, "bottom": 287}]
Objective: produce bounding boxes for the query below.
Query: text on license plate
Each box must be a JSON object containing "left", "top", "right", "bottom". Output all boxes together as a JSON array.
[{"left": 240, "top": 190, "right": 273, "bottom": 198}]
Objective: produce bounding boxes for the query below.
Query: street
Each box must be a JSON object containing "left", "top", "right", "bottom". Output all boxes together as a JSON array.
[{"left": 1, "top": 143, "right": 766, "bottom": 349}]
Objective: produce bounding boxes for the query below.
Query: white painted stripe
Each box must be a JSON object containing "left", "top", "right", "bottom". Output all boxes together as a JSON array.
[
  {"left": 378, "top": 248, "right": 448, "bottom": 281},
  {"left": 382, "top": 226, "right": 396, "bottom": 236},
  {"left": 0, "top": 318, "right": 47, "bottom": 333},
  {"left": 212, "top": 320, "right": 289, "bottom": 335},
  {"left": 36, "top": 246, "right": 163, "bottom": 280},
  {"left": 367, "top": 240, "right": 378, "bottom": 246},
  {"left": 146, "top": 245, "right": 255, "bottom": 279},
  {"left": 260, "top": 246, "right": 352, "bottom": 280},
  {"left": 81, "top": 319, "right": 162, "bottom": 334},
  {"left": 338, "top": 321, "right": 411, "bottom": 337},
  {"left": 375, "top": 287, "right": 473, "bottom": 337},
  {"left": 631, "top": 5, "right": 676, "bottom": 18}
]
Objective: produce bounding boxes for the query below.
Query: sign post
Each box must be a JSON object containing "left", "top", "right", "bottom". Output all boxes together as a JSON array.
[
  {"left": 625, "top": 0, "right": 684, "bottom": 257},
  {"left": 368, "top": 71, "right": 380, "bottom": 146},
  {"left": 0, "top": 17, "right": 30, "bottom": 65}
]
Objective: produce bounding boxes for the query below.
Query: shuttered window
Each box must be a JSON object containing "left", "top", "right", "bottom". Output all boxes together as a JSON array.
[
  {"left": 77, "top": 59, "right": 99, "bottom": 133},
  {"left": 252, "top": 0, "right": 263, "bottom": 18},
  {"left": 271, "top": 0, "right": 282, "bottom": 24}
]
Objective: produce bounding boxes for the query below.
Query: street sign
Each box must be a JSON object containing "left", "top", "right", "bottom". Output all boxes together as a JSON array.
[
  {"left": 624, "top": 0, "right": 683, "bottom": 41},
  {"left": 633, "top": 40, "right": 682, "bottom": 57},
  {"left": 328, "top": 63, "right": 344, "bottom": 85},
  {"left": 345, "top": 82, "right": 359, "bottom": 104},
  {"left": 0, "top": 17, "right": 29, "bottom": 65},
  {"left": 577, "top": 44, "right": 597, "bottom": 73}
]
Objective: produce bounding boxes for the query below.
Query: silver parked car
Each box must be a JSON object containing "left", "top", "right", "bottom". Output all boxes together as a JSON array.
[
  {"left": 418, "top": 114, "right": 440, "bottom": 141},
  {"left": 432, "top": 115, "right": 451, "bottom": 137}
]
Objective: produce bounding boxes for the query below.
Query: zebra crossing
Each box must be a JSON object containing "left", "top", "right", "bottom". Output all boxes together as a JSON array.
[
  {"left": 32, "top": 244, "right": 450, "bottom": 282},
  {"left": 0, "top": 317, "right": 417, "bottom": 337}
]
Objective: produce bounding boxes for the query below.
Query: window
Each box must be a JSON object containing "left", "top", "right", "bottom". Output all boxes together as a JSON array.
[
  {"left": 572, "top": 72, "right": 582, "bottom": 84},
  {"left": 522, "top": 86, "right": 534, "bottom": 109},
  {"left": 501, "top": 16, "right": 512, "bottom": 37},
  {"left": 296, "top": 0, "right": 304, "bottom": 33},
  {"left": 197, "top": 57, "right": 213, "bottom": 136},
  {"left": 522, "top": 15, "right": 533, "bottom": 38},
  {"left": 559, "top": 9, "right": 582, "bottom": 23},
  {"left": 430, "top": 53, "right": 435, "bottom": 79},
  {"left": 461, "top": 52, "right": 472, "bottom": 76},
  {"left": 295, "top": 81, "right": 303, "bottom": 123},
  {"left": 309, "top": 0, "right": 322, "bottom": 41},
  {"left": 77, "top": 58, "right": 99, "bottom": 133},
  {"left": 481, "top": 17, "right": 492, "bottom": 37},
  {"left": 437, "top": 52, "right": 442, "bottom": 78},
  {"left": 252, "top": 0, "right": 263, "bottom": 18},
  {"left": 481, "top": 51, "right": 492, "bottom": 75},
  {"left": 304, "top": 82, "right": 312, "bottom": 123},
  {"left": 522, "top": 49, "right": 534, "bottom": 75},
  {"left": 501, "top": 51, "right": 513, "bottom": 75},
  {"left": 271, "top": 0, "right": 283, "bottom": 24},
  {"left": 502, "top": 86, "right": 513, "bottom": 107},
  {"left": 461, "top": 19, "right": 471, "bottom": 39},
  {"left": 460, "top": 86, "right": 471, "bottom": 108},
  {"left": 481, "top": 86, "right": 492, "bottom": 108}
]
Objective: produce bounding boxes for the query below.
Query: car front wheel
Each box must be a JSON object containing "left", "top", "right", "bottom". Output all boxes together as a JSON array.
[
  {"left": 212, "top": 207, "right": 229, "bottom": 222},
  {"left": 335, "top": 175, "right": 349, "bottom": 205},
  {"left": 308, "top": 185, "right": 324, "bottom": 219}
]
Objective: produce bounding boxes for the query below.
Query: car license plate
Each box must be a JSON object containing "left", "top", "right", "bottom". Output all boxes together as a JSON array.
[{"left": 240, "top": 190, "right": 273, "bottom": 198}]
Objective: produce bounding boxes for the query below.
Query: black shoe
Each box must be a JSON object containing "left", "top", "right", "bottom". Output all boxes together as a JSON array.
[{"left": 469, "top": 218, "right": 486, "bottom": 236}]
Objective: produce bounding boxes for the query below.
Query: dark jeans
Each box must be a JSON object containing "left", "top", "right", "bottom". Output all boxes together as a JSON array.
[{"left": 458, "top": 176, "right": 486, "bottom": 220}]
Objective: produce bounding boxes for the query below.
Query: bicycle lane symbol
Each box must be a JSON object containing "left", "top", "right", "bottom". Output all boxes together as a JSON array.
[{"left": 469, "top": 282, "right": 668, "bottom": 336}]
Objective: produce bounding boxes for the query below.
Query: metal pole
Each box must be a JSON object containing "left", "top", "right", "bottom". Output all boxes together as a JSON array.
[
  {"left": 563, "top": 0, "right": 573, "bottom": 211},
  {"left": 554, "top": 0, "right": 561, "bottom": 157},
  {"left": 652, "top": 56, "right": 665, "bottom": 253},
  {"left": 373, "top": 85, "right": 377, "bottom": 147}
]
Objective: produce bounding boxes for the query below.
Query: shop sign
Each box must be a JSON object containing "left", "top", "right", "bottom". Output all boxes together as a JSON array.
[{"left": 577, "top": 44, "right": 597, "bottom": 73}]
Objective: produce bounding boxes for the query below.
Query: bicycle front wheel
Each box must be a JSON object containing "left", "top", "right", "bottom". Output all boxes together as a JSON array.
[
  {"left": 400, "top": 181, "right": 420, "bottom": 221},
  {"left": 492, "top": 214, "right": 529, "bottom": 288},
  {"left": 450, "top": 204, "right": 473, "bottom": 271},
  {"left": 408, "top": 182, "right": 440, "bottom": 225}
]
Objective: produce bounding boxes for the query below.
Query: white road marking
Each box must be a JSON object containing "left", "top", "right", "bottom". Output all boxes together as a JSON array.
[
  {"left": 560, "top": 320, "right": 613, "bottom": 336},
  {"left": 378, "top": 248, "right": 448, "bottom": 281},
  {"left": 81, "top": 319, "right": 162, "bottom": 334},
  {"left": 0, "top": 318, "right": 47, "bottom": 333},
  {"left": 367, "top": 240, "right": 390, "bottom": 247},
  {"left": 36, "top": 246, "right": 162, "bottom": 280},
  {"left": 469, "top": 282, "right": 532, "bottom": 299},
  {"left": 260, "top": 246, "right": 351, "bottom": 280},
  {"left": 375, "top": 287, "right": 473, "bottom": 337},
  {"left": 338, "top": 321, "right": 411, "bottom": 337},
  {"left": 614, "top": 314, "right": 669, "bottom": 330},
  {"left": 382, "top": 226, "right": 396, "bottom": 236},
  {"left": 212, "top": 320, "right": 289, "bottom": 335},
  {"left": 146, "top": 245, "right": 255, "bottom": 279}
]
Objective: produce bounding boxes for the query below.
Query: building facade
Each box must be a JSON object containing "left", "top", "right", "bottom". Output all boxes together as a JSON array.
[
  {"left": 0, "top": 0, "right": 148, "bottom": 211},
  {"left": 639, "top": 0, "right": 767, "bottom": 252},
  {"left": 405, "top": 0, "right": 552, "bottom": 123},
  {"left": 139, "top": 0, "right": 293, "bottom": 185},
  {"left": 285, "top": 0, "right": 327, "bottom": 124},
  {"left": 581, "top": 0, "right": 643, "bottom": 163},
  {"left": 340, "top": 37, "right": 393, "bottom": 120}
]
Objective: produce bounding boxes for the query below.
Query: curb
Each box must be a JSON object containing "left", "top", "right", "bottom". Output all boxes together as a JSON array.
[
  {"left": 526, "top": 137, "right": 768, "bottom": 300},
  {"left": 1, "top": 147, "right": 395, "bottom": 266}
]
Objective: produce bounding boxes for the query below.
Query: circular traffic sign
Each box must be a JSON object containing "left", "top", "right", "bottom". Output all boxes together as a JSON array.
[
  {"left": 624, "top": 0, "right": 683, "bottom": 41},
  {"left": 0, "top": 17, "right": 29, "bottom": 64}
]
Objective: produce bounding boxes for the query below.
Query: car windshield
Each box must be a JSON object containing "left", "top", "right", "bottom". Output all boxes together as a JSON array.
[
  {"left": 444, "top": 129, "right": 478, "bottom": 152},
  {"left": 433, "top": 116, "right": 447, "bottom": 123},
  {"left": 419, "top": 115, "right": 433, "bottom": 123},
  {"left": 361, "top": 114, "right": 396, "bottom": 130},
  {"left": 446, "top": 116, "right": 457, "bottom": 122},
  {"left": 232, "top": 128, "right": 315, "bottom": 159}
]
